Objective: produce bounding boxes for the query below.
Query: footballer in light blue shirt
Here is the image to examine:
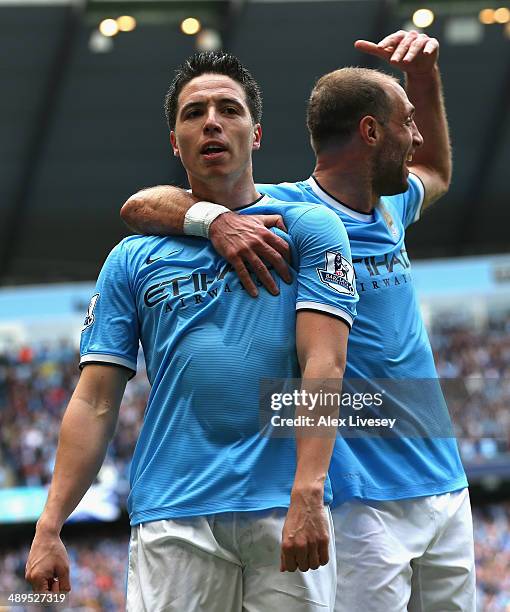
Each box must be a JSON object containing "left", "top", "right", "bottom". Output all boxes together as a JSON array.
[
  {"left": 80, "top": 195, "right": 357, "bottom": 525},
  {"left": 26, "top": 51, "right": 357, "bottom": 608},
  {"left": 260, "top": 173, "right": 467, "bottom": 504}
]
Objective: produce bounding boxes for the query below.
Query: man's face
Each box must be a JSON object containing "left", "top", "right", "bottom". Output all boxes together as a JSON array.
[
  {"left": 373, "top": 81, "right": 424, "bottom": 196},
  {"left": 170, "top": 74, "right": 261, "bottom": 183}
]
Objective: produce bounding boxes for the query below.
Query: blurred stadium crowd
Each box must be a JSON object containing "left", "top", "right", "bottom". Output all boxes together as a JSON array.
[
  {"left": 432, "top": 318, "right": 510, "bottom": 462},
  {"left": 0, "top": 343, "right": 146, "bottom": 493},
  {"left": 1, "top": 316, "right": 510, "bottom": 607}
]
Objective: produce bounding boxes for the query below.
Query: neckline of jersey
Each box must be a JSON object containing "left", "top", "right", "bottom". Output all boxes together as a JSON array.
[
  {"left": 232, "top": 193, "right": 270, "bottom": 211},
  {"left": 307, "top": 176, "right": 375, "bottom": 223}
]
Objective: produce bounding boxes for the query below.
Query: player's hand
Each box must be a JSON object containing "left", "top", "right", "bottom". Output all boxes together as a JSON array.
[
  {"left": 280, "top": 492, "right": 330, "bottom": 572},
  {"left": 355, "top": 30, "right": 439, "bottom": 76},
  {"left": 25, "top": 528, "right": 71, "bottom": 594},
  {"left": 209, "top": 212, "right": 292, "bottom": 297}
]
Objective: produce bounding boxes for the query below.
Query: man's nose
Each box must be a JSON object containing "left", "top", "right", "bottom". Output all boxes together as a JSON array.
[
  {"left": 203, "top": 108, "right": 222, "bottom": 133},
  {"left": 412, "top": 122, "right": 424, "bottom": 148}
]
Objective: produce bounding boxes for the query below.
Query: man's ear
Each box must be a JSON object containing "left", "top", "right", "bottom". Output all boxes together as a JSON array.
[
  {"left": 252, "top": 123, "right": 262, "bottom": 151},
  {"left": 170, "top": 131, "right": 180, "bottom": 157},
  {"left": 359, "top": 116, "right": 381, "bottom": 147}
]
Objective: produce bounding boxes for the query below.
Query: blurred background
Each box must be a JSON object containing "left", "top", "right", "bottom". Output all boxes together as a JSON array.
[{"left": 1, "top": 0, "right": 510, "bottom": 609}]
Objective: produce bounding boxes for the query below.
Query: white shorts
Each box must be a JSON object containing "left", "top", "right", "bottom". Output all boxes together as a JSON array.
[
  {"left": 127, "top": 507, "right": 336, "bottom": 611},
  {"left": 332, "top": 488, "right": 476, "bottom": 612}
]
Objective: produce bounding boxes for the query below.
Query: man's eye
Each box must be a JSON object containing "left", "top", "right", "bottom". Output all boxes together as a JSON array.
[
  {"left": 224, "top": 107, "right": 238, "bottom": 114},
  {"left": 405, "top": 118, "right": 413, "bottom": 126},
  {"left": 186, "top": 110, "right": 201, "bottom": 119}
]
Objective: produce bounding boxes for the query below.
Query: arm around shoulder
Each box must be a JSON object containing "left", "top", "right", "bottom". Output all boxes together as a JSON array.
[{"left": 120, "top": 185, "right": 199, "bottom": 235}]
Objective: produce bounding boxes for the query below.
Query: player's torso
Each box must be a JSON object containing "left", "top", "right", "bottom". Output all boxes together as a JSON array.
[
  {"left": 258, "top": 180, "right": 466, "bottom": 500},
  {"left": 259, "top": 180, "right": 436, "bottom": 379},
  {"left": 340, "top": 201, "right": 435, "bottom": 379},
  {"left": 128, "top": 234, "right": 298, "bottom": 440}
]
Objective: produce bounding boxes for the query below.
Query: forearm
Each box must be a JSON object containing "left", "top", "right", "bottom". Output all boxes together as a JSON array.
[
  {"left": 37, "top": 395, "right": 118, "bottom": 534},
  {"left": 291, "top": 361, "right": 343, "bottom": 500},
  {"left": 406, "top": 66, "right": 451, "bottom": 186},
  {"left": 120, "top": 185, "right": 198, "bottom": 235}
]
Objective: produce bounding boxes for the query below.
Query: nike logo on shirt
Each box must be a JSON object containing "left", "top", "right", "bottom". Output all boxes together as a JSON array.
[{"left": 145, "top": 250, "right": 181, "bottom": 265}]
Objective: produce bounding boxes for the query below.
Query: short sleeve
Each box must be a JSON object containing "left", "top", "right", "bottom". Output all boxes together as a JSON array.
[
  {"left": 80, "top": 241, "right": 139, "bottom": 377},
  {"left": 289, "top": 206, "right": 358, "bottom": 329},
  {"left": 394, "top": 173, "right": 425, "bottom": 228}
]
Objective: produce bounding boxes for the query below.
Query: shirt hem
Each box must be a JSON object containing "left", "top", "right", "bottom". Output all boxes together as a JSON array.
[
  {"left": 330, "top": 474, "right": 468, "bottom": 508},
  {"left": 129, "top": 497, "right": 332, "bottom": 526}
]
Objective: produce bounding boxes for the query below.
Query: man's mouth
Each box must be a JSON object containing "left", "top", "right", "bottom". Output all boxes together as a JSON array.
[{"left": 200, "top": 143, "right": 228, "bottom": 159}]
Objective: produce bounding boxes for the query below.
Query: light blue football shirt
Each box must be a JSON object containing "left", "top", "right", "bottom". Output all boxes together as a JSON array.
[
  {"left": 80, "top": 195, "right": 358, "bottom": 525},
  {"left": 259, "top": 175, "right": 468, "bottom": 504}
]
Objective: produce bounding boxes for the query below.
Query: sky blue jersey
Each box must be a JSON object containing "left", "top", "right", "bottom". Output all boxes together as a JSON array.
[
  {"left": 258, "top": 176, "right": 468, "bottom": 504},
  {"left": 80, "top": 195, "right": 358, "bottom": 525}
]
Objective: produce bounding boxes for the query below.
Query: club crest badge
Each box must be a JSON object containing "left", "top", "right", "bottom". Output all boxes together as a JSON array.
[
  {"left": 82, "top": 293, "right": 100, "bottom": 331},
  {"left": 317, "top": 252, "right": 355, "bottom": 296},
  {"left": 379, "top": 203, "right": 399, "bottom": 239}
]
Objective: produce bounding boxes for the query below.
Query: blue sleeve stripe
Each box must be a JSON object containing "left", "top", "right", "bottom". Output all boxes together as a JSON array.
[
  {"left": 296, "top": 301, "right": 353, "bottom": 328},
  {"left": 80, "top": 353, "right": 137, "bottom": 375}
]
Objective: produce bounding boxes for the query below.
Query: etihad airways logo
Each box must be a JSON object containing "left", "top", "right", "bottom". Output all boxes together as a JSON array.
[
  {"left": 352, "top": 248, "right": 412, "bottom": 293},
  {"left": 143, "top": 263, "right": 238, "bottom": 311}
]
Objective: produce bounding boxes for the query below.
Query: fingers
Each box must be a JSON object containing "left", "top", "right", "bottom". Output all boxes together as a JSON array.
[
  {"left": 280, "top": 544, "right": 323, "bottom": 572},
  {"left": 318, "top": 536, "right": 329, "bottom": 567},
  {"left": 253, "top": 216, "right": 291, "bottom": 264},
  {"left": 355, "top": 31, "right": 438, "bottom": 71},
  {"left": 307, "top": 546, "right": 321, "bottom": 571},
  {"left": 388, "top": 30, "right": 420, "bottom": 63},
  {"left": 259, "top": 214, "right": 288, "bottom": 233},
  {"left": 281, "top": 546, "right": 298, "bottom": 572},
  {"left": 377, "top": 30, "right": 409, "bottom": 50},
  {"left": 354, "top": 40, "right": 387, "bottom": 59},
  {"left": 210, "top": 213, "right": 293, "bottom": 296},
  {"left": 55, "top": 565, "right": 71, "bottom": 593},
  {"left": 259, "top": 228, "right": 291, "bottom": 265},
  {"left": 280, "top": 537, "right": 328, "bottom": 572},
  {"left": 256, "top": 234, "right": 292, "bottom": 281},
  {"left": 229, "top": 256, "right": 259, "bottom": 297},
  {"left": 30, "top": 577, "right": 51, "bottom": 593},
  {"left": 295, "top": 544, "right": 311, "bottom": 572},
  {"left": 247, "top": 252, "right": 280, "bottom": 296},
  {"left": 424, "top": 37, "right": 439, "bottom": 56},
  {"left": 402, "top": 33, "right": 437, "bottom": 63}
]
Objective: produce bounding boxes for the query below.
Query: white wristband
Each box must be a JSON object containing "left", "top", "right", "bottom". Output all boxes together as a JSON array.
[{"left": 183, "top": 201, "right": 231, "bottom": 238}]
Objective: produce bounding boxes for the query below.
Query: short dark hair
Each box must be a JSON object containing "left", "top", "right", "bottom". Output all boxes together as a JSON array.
[
  {"left": 307, "top": 67, "right": 397, "bottom": 152},
  {"left": 164, "top": 51, "right": 262, "bottom": 130}
]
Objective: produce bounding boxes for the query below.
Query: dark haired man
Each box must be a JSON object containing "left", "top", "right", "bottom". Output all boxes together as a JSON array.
[
  {"left": 121, "top": 31, "right": 475, "bottom": 611},
  {"left": 25, "top": 52, "right": 358, "bottom": 610}
]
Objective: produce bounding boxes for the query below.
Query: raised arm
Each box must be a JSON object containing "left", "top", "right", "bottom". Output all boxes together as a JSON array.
[
  {"left": 121, "top": 186, "right": 291, "bottom": 297},
  {"left": 355, "top": 30, "right": 451, "bottom": 209},
  {"left": 25, "top": 364, "right": 129, "bottom": 593},
  {"left": 280, "top": 311, "right": 348, "bottom": 572}
]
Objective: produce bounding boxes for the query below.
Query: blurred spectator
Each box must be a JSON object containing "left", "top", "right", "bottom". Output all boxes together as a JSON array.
[
  {"left": 0, "top": 341, "right": 147, "bottom": 500},
  {"left": 473, "top": 504, "right": 510, "bottom": 611}
]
